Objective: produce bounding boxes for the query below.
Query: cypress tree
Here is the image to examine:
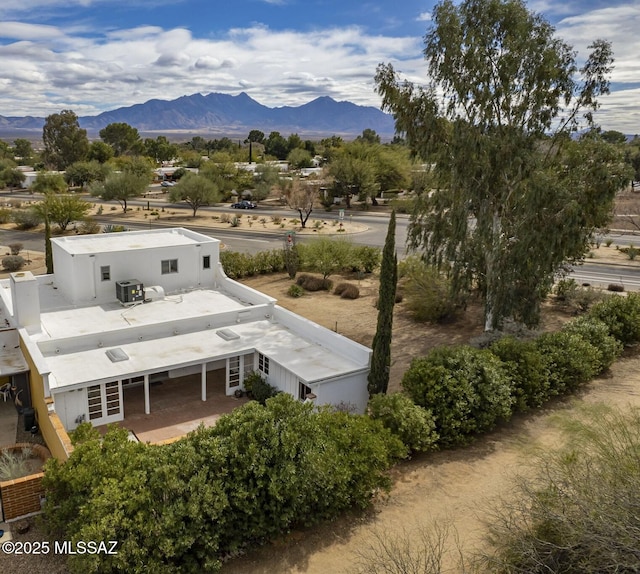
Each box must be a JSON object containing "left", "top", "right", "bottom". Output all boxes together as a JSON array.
[{"left": 368, "top": 210, "right": 397, "bottom": 396}]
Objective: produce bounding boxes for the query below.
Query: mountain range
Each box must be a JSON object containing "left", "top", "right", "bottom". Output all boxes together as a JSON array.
[{"left": 0, "top": 92, "right": 397, "bottom": 139}]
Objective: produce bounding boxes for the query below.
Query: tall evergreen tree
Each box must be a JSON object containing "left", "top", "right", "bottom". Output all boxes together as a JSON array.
[{"left": 368, "top": 210, "right": 397, "bottom": 396}]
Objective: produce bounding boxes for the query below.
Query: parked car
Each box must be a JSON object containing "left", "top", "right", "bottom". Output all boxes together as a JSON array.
[
  {"left": 231, "top": 200, "right": 256, "bottom": 209},
  {"left": 161, "top": 181, "right": 176, "bottom": 187}
]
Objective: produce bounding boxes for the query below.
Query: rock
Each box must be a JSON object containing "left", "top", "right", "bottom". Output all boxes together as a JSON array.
[{"left": 15, "top": 519, "right": 30, "bottom": 534}]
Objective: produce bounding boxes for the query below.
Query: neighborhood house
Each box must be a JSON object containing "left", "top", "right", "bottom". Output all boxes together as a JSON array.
[{"left": 0, "top": 228, "right": 371, "bottom": 458}]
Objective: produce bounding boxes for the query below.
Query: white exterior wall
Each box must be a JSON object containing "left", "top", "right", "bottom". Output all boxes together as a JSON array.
[
  {"left": 53, "top": 388, "right": 88, "bottom": 431},
  {"left": 313, "top": 372, "right": 369, "bottom": 414},
  {"left": 268, "top": 361, "right": 299, "bottom": 397},
  {"left": 51, "top": 240, "right": 219, "bottom": 304}
]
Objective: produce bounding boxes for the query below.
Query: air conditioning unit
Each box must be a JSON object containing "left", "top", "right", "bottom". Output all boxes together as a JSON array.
[
  {"left": 144, "top": 285, "right": 165, "bottom": 302},
  {"left": 115, "top": 280, "right": 144, "bottom": 306}
]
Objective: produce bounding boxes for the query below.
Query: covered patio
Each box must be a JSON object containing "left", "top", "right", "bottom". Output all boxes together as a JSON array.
[{"left": 96, "top": 369, "right": 249, "bottom": 443}]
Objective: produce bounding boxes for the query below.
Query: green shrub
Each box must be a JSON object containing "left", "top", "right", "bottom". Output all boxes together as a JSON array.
[
  {"left": 44, "top": 396, "right": 404, "bottom": 573},
  {"left": 402, "top": 346, "right": 513, "bottom": 447},
  {"left": 8, "top": 242, "right": 23, "bottom": 255},
  {"left": 353, "top": 245, "right": 381, "bottom": 273},
  {"left": 554, "top": 278, "right": 579, "bottom": 302},
  {"left": 490, "top": 336, "right": 551, "bottom": 410},
  {"left": 287, "top": 284, "right": 304, "bottom": 298},
  {"left": 368, "top": 393, "right": 439, "bottom": 454},
  {"left": 403, "top": 260, "right": 459, "bottom": 322},
  {"left": 243, "top": 371, "right": 279, "bottom": 405},
  {"left": 11, "top": 209, "right": 42, "bottom": 230},
  {"left": 2, "top": 255, "right": 26, "bottom": 272},
  {"left": 588, "top": 293, "right": 640, "bottom": 345},
  {"left": 220, "top": 251, "right": 256, "bottom": 279},
  {"left": 0, "top": 207, "right": 12, "bottom": 224},
  {"left": 607, "top": 283, "right": 624, "bottom": 292},
  {"left": 535, "top": 331, "right": 601, "bottom": 394},
  {"left": 334, "top": 282, "right": 360, "bottom": 299},
  {"left": 561, "top": 316, "right": 623, "bottom": 373}
]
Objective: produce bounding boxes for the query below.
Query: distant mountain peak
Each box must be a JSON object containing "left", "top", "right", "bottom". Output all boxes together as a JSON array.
[{"left": 0, "top": 92, "right": 396, "bottom": 138}]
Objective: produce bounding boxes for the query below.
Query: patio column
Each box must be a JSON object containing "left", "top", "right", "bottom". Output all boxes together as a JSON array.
[
  {"left": 201, "top": 363, "right": 207, "bottom": 402},
  {"left": 144, "top": 374, "right": 150, "bottom": 415}
]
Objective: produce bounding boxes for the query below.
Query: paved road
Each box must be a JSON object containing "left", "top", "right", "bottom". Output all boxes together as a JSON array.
[{"left": 2, "top": 192, "right": 638, "bottom": 289}]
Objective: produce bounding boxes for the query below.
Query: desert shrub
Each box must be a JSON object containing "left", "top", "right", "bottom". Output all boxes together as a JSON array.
[
  {"left": 620, "top": 245, "right": 639, "bottom": 260},
  {"left": 2, "top": 255, "right": 26, "bottom": 272},
  {"left": 102, "top": 224, "right": 127, "bottom": 233},
  {"left": 220, "top": 213, "right": 230, "bottom": 223},
  {"left": 481, "top": 405, "right": 640, "bottom": 574},
  {"left": 334, "top": 282, "right": 360, "bottom": 299},
  {"left": 535, "top": 331, "right": 601, "bottom": 394},
  {"left": 296, "top": 273, "right": 332, "bottom": 291},
  {"left": 11, "top": 209, "right": 42, "bottom": 230},
  {"left": 8, "top": 242, "right": 23, "bottom": 255},
  {"left": 78, "top": 217, "right": 101, "bottom": 234},
  {"left": 402, "top": 346, "right": 513, "bottom": 447},
  {"left": 230, "top": 215, "right": 239, "bottom": 227},
  {"left": 588, "top": 292, "right": 640, "bottom": 345},
  {"left": 561, "top": 316, "right": 623, "bottom": 373},
  {"left": 402, "top": 259, "right": 459, "bottom": 323},
  {"left": 353, "top": 245, "right": 381, "bottom": 273},
  {"left": 0, "top": 446, "right": 34, "bottom": 480},
  {"left": 368, "top": 393, "right": 439, "bottom": 454},
  {"left": 554, "top": 277, "right": 579, "bottom": 302},
  {"left": 287, "top": 284, "right": 304, "bottom": 298},
  {"left": 607, "top": 283, "right": 624, "bottom": 292},
  {"left": 394, "top": 291, "right": 403, "bottom": 303},
  {"left": 554, "top": 278, "right": 605, "bottom": 312},
  {"left": 490, "top": 336, "right": 551, "bottom": 411},
  {"left": 0, "top": 207, "right": 12, "bottom": 224}
]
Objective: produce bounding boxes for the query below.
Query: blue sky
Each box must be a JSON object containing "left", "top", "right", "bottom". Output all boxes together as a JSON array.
[{"left": 0, "top": 0, "right": 638, "bottom": 132}]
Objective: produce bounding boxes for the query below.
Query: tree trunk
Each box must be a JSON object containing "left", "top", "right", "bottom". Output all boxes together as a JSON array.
[{"left": 484, "top": 212, "right": 501, "bottom": 332}]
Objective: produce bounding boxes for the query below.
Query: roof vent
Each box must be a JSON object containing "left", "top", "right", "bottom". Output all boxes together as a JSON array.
[
  {"left": 217, "top": 328, "right": 240, "bottom": 341},
  {"left": 106, "top": 348, "right": 130, "bottom": 362}
]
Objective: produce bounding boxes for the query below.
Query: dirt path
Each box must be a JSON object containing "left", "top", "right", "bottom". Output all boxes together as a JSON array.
[{"left": 220, "top": 353, "right": 640, "bottom": 574}]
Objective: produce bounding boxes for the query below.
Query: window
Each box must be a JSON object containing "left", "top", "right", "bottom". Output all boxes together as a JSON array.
[
  {"left": 203, "top": 255, "right": 211, "bottom": 269},
  {"left": 100, "top": 266, "right": 110, "bottom": 281},
  {"left": 299, "top": 382, "right": 312, "bottom": 401},
  {"left": 258, "top": 353, "right": 269, "bottom": 375},
  {"left": 161, "top": 259, "right": 178, "bottom": 274}
]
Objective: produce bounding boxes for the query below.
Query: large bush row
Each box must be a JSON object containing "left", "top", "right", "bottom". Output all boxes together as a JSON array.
[
  {"left": 43, "top": 394, "right": 404, "bottom": 574},
  {"left": 221, "top": 241, "right": 381, "bottom": 281},
  {"left": 396, "top": 294, "right": 640, "bottom": 448},
  {"left": 220, "top": 249, "right": 286, "bottom": 279}
]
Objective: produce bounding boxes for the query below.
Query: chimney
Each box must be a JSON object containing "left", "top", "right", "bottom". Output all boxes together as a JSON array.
[{"left": 10, "top": 271, "right": 41, "bottom": 334}]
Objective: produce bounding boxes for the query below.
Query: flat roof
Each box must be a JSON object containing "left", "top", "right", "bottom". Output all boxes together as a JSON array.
[
  {"left": 50, "top": 227, "right": 218, "bottom": 255},
  {"left": 45, "top": 319, "right": 365, "bottom": 390},
  {"left": 35, "top": 288, "right": 248, "bottom": 342}
]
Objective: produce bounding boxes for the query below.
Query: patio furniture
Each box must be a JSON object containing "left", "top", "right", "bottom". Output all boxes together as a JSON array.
[{"left": 0, "top": 383, "right": 11, "bottom": 402}]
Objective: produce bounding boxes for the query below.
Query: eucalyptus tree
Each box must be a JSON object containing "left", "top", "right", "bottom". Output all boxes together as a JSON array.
[{"left": 376, "top": 0, "right": 632, "bottom": 330}]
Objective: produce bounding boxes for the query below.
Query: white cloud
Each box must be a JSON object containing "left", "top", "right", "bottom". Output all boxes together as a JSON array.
[
  {"left": 0, "top": 21, "right": 426, "bottom": 117},
  {"left": 416, "top": 12, "right": 432, "bottom": 22}
]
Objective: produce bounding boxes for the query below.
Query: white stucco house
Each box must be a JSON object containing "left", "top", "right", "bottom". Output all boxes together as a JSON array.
[{"left": 0, "top": 228, "right": 371, "bottom": 442}]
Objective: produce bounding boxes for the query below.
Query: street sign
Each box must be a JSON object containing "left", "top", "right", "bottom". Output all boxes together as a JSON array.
[{"left": 339, "top": 209, "right": 345, "bottom": 221}]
